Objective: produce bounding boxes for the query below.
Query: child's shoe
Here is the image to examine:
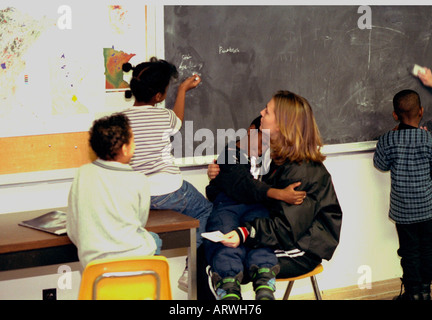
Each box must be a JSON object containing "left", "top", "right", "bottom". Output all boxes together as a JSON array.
[
  {"left": 250, "top": 265, "right": 280, "bottom": 300},
  {"left": 177, "top": 267, "right": 188, "bottom": 292},
  {"left": 420, "top": 282, "right": 431, "bottom": 300},
  {"left": 393, "top": 279, "right": 423, "bottom": 300},
  {"left": 212, "top": 272, "right": 243, "bottom": 300}
]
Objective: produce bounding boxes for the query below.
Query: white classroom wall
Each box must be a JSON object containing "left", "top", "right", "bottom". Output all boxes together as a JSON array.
[{"left": 0, "top": 151, "right": 401, "bottom": 300}]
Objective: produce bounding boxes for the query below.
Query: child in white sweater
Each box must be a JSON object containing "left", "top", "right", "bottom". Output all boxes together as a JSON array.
[{"left": 67, "top": 113, "right": 161, "bottom": 268}]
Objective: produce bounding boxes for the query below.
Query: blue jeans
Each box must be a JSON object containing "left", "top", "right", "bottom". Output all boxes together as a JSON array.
[
  {"left": 149, "top": 232, "right": 162, "bottom": 255},
  {"left": 204, "top": 193, "right": 278, "bottom": 278},
  {"left": 151, "top": 180, "right": 212, "bottom": 248}
]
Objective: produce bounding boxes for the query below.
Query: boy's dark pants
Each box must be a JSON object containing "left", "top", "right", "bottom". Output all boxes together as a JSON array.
[
  {"left": 396, "top": 219, "right": 432, "bottom": 288},
  {"left": 204, "top": 193, "right": 277, "bottom": 278}
]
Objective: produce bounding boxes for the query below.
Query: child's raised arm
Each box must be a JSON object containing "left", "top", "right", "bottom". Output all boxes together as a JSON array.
[{"left": 172, "top": 75, "right": 201, "bottom": 121}]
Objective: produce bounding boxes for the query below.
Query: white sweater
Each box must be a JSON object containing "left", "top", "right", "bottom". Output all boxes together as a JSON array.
[{"left": 66, "top": 159, "right": 156, "bottom": 268}]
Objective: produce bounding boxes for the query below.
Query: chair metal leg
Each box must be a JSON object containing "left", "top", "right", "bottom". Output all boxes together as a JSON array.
[
  {"left": 310, "top": 275, "right": 322, "bottom": 300},
  {"left": 283, "top": 281, "right": 295, "bottom": 300}
]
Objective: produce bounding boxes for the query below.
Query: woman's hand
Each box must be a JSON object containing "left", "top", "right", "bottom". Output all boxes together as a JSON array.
[{"left": 220, "top": 231, "right": 240, "bottom": 248}]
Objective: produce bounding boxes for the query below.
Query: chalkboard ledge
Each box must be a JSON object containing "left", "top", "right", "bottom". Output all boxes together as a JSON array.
[
  {"left": 322, "top": 141, "right": 377, "bottom": 156},
  {"left": 175, "top": 141, "right": 378, "bottom": 168},
  {"left": 0, "top": 141, "right": 377, "bottom": 186}
]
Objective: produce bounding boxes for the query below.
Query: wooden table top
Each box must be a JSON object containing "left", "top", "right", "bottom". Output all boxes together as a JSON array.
[{"left": 0, "top": 208, "right": 199, "bottom": 255}]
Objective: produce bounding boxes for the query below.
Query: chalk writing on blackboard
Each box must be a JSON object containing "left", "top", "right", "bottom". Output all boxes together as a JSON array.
[
  {"left": 178, "top": 53, "right": 203, "bottom": 79},
  {"left": 219, "top": 46, "right": 240, "bottom": 54},
  {"left": 165, "top": 5, "right": 432, "bottom": 151}
]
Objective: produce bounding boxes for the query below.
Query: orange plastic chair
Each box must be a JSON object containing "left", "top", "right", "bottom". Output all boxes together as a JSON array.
[
  {"left": 276, "top": 264, "right": 324, "bottom": 300},
  {"left": 78, "top": 256, "right": 172, "bottom": 300}
]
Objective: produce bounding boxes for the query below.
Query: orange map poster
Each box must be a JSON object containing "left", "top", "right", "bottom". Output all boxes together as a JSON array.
[{"left": 103, "top": 47, "right": 135, "bottom": 90}]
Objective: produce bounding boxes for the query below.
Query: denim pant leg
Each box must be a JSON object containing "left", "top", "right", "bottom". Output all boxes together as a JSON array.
[
  {"left": 245, "top": 247, "right": 278, "bottom": 271},
  {"left": 207, "top": 243, "right": 247, "bottom": 278},
  {"left": 204, "top": 193, "right": 247, "bottom": 278},
  {"left": 240, "top": 203, "right": 278, "bottom": 270},
  {"left": 149, "top": 232, "right": 162, "bottom": 255},
  {"left": 151, "top": 180, "right": 212, "bottom": 248}
]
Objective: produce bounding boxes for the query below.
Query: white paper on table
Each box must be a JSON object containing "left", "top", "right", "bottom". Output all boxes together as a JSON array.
[{"left": 201, "top": 231, "right": 225, "bottom": 242}]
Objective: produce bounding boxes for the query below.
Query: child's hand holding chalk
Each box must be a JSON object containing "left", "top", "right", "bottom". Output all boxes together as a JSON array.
[
  {"left": 193, "top": 74, "right": 201, "bottom": 83},
  {"left": 179, "top": 74, "right": 202, "bottom": 92}
]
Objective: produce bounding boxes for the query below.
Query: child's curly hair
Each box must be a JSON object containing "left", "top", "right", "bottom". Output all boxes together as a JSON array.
[{"left": 89, "top": 113, "right": 132, "bottom": 161}]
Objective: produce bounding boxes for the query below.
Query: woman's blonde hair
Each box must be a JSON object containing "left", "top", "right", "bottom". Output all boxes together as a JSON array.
[{"left": 271, "top": 90, "right": 326, "bottom": 164}]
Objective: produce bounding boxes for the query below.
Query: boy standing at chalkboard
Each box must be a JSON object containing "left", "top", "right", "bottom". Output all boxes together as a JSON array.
[
  {"left": 67, "top": 113, "right": 161, "bottom": 268},
  {"left": 122, "top": 58, "right": 212, "bottom": 289},
  {"left": 374, "top": 89, "right": 432, "bottom": 300}
]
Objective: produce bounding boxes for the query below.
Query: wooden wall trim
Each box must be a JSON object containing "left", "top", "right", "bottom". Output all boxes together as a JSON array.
[{"left": 0, "top": 132, "right": 96, "bottom": 175}]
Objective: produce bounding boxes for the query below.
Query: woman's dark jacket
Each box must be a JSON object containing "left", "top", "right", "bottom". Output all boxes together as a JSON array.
[{"left": 206, "top": 148, "right": 342, "bottom": 261}]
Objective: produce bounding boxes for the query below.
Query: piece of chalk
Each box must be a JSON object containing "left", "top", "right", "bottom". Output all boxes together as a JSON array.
[
  {"left": 412, "top": 64, "right": 426, "bottom": 76},
  {"left": 195, "top": 76, "right": 199, "bottom": 81}
]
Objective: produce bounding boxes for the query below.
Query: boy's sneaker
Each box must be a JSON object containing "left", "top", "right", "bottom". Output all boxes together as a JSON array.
[
  {"left": 393, "top": 279, "right": 424, "bottom": 300},
  {"left": 250, "top": 265, "right": 280, "bottom": 300},
  {"left": 255, "top": 283, "right": 276, "bottom": 300},
  {"left": 421, "top": 283, "right": 431, "bottom": 300},
  {"left": 178, "top": 267, "right": 188, "bottom": 292},
  {"left": 212, "top": 271, "right": 243, "bottom": 300}
]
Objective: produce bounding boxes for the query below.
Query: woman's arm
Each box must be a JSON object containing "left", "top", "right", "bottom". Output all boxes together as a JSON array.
[
  {"left": 222, "top": 164, "right": 342, "bottom": 261},
  {"left": 208, "top": 161, "right": 305, "bottom": 204}
]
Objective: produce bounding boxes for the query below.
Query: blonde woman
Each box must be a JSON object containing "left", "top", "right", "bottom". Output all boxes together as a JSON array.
[{"left": 218, "top": 91, "right": 342, "bottom": 297}]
